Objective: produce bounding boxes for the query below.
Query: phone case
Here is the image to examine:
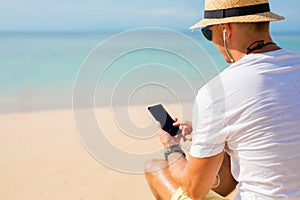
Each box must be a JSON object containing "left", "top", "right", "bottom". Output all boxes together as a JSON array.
[{"left": 148, "top": 104, "right": 181, "bottom": 136}]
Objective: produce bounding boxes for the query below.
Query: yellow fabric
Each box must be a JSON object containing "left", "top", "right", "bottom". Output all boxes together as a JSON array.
[{"left": 171, "top": 187, "right": 229, "bottom": 200}]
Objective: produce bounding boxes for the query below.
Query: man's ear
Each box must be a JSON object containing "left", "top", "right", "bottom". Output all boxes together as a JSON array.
[{"left": 223, "top": 23, "right": 232, "bottom": 39}]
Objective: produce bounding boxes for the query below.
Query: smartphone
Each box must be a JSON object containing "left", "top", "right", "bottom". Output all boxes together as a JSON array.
[{"left": 148, "top": 104, "right": 181, "bottom": 136}]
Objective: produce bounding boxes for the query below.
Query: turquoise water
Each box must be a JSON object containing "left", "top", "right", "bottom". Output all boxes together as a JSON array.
[{"left": 1, "top": 31, "right": 300, "bottom": 113}]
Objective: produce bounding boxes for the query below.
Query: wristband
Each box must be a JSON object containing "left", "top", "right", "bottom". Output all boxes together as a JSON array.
[{"left": 164, "top": 144, "right": 186, "bottom": 160}]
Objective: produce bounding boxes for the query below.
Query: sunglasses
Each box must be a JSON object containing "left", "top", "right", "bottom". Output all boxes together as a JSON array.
[{"left": 201, "top": 25, "right": 214, "bottom": 41}]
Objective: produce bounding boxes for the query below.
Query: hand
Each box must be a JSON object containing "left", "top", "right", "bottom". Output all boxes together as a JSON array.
[
  {"left": 156, "top": 121, "right": 182, "bottom": 148},
  {"left": 173, "top": 118, "right": 193, "bottom": 142}
]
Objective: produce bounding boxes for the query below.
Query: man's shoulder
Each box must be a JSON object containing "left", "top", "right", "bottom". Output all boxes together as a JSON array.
[
  {"left": 220, "top": 49, "right": 300, "bottom": 77},
  {"left": 198, "top": 49, "right": 300, "bottom": 100}
]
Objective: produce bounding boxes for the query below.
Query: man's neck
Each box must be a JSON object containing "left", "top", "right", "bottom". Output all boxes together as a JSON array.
[{"left": 231, "top": 34, "right": 279, "bottom": 62}]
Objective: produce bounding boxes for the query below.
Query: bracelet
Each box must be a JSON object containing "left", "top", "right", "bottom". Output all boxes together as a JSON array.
[
  {"left": 212, "top": 174, "right": 220, "bottom": 189},
  {"left": 164, "top": 144, "right": 186, "bottom": 160}
]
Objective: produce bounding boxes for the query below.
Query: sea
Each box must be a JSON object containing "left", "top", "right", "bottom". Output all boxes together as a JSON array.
[{"left": 1, "top": 30, "right": 300, "bottom": 113}]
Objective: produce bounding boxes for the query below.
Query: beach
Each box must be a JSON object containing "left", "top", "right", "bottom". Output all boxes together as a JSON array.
[
  {"left": 0, "top": 105, "right": 238, "bottom": 199},
  {"left": 0, "top": 108, "right": 155, "bottom": 199},
  {"left": 0, "top": 99, "right": 186, "bottom": 200}
]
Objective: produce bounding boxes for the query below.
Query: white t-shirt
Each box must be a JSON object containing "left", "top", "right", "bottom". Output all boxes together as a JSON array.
[{"left": 190, "top": 49, "right": 300, "bottom": 199}]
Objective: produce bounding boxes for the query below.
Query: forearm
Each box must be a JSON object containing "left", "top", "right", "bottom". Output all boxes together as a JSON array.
[
  {"left": 167, "top": 151, "right": 237, "bottom": 198},
  {"left": 167, "top": 153, "right": 215, "bottom": 200},
  {"left": 157, "top": 126, "right": 230, "bottom": 199},
  {"left": 167, "top": 152, "right": 188, "bottom": 185}
]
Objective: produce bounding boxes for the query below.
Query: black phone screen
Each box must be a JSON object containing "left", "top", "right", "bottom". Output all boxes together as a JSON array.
[{"left": 148, "top": 104, "right": 181, "bottom": 136}]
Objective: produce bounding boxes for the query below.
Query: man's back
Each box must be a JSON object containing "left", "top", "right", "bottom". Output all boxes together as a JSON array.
[{"left": 221, "top": 49, "right": 300, "bottom": 199}]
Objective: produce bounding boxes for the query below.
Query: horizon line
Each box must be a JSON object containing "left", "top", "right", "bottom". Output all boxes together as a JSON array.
[{"left": 1, "top": 29, "right": 300, "bottom": 35}]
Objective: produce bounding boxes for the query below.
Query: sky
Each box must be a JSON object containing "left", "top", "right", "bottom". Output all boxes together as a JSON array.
[{"left": 0, "top": 0, "right": 299, "bottom": 33}]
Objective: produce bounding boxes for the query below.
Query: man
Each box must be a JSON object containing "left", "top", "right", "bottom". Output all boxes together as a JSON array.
[{"left": 145, "top": 0, "right": 300, "bottom": 199}]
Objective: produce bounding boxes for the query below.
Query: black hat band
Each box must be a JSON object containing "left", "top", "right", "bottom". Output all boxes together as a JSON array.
[{"left": 204, "top": 3, "right": 270, "bottom": 19}]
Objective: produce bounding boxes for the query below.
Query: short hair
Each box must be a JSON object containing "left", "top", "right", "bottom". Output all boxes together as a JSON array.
[{"left": 236, "top": 22, "right": 270, "bottom": 33}]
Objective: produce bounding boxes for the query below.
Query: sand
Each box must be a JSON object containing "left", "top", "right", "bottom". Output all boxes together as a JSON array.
[{"left": 0, "top": 104, "right": 235, "bottom": 200}]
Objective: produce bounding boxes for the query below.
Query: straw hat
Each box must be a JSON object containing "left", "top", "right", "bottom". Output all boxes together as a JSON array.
[{"left": 190, "top": 0, "right": 285, "bottom": 29}]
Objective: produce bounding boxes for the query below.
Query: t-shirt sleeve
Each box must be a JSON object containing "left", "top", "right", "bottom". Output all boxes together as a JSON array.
[{"left": 190, "top": 77, "right": 228, "bottom": 158}]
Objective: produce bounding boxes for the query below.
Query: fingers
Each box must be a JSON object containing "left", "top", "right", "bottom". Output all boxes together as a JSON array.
[
  {"left": 173, "top": 120, "right": 192, "bottom": 127},
  {"left": 176, "top": 120, "right": 193, "bottom": 142},
  {"left": 173, "top": 120, "right": 192, "bottom": 131},
  {"left": 173, "top": 117, "right": 178, "bottom": 123},
  {"left": 173, "top": 134, "right": 183, "bottom": 146},
  {"left": 182, "top": 134, "right": 192, "bottom": 142},
  {"left": 156, "top": 118, "right": 192, "bottom": 146}
]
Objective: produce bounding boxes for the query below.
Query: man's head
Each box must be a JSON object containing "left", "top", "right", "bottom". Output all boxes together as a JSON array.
[
  {"left": 190, "top": 0, "right": 284, "bottom": 30},
  {"left": 191, "top": 0, "right": 284, "bottom": 63},
  {"left": 208, "top": 22, "right": 272, "bottom": 63}
]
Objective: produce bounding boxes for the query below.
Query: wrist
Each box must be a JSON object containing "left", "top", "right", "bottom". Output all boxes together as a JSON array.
[
  {"left": 164, "top": 144, "right": 186, "bottom": 160},
  {"left": 163, "top": 141, "right": 179, "bottom": 148}
]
